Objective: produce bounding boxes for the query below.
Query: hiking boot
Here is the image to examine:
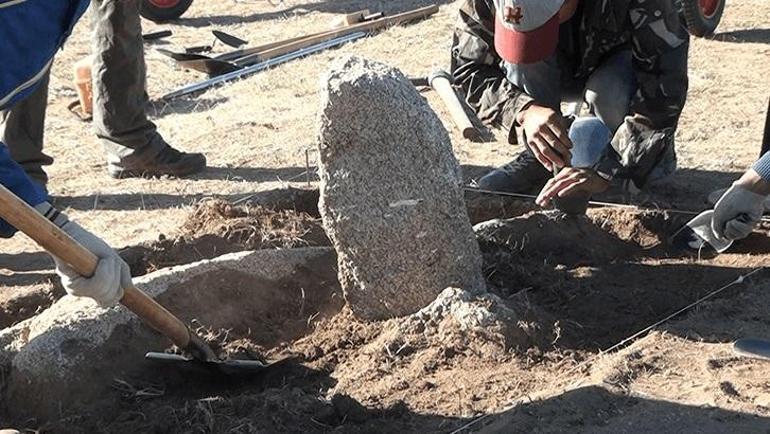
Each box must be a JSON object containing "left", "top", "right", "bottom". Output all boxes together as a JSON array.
[
  {"left": 476, "top": 150, "right": 551, "bottom": 193},
  {"left": 108, "top": 146, "right": 206, "bottom": 179}
]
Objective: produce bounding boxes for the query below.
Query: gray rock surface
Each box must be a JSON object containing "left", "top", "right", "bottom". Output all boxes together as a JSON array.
[
  {"left": 317, "top": 56, "right": 485, "bottom": 320},
  {"left": 0, "top": 247, "right": 338, "bottom": 423}
]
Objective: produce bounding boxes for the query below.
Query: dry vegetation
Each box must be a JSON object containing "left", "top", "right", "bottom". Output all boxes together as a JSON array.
[{"left": 1, "top": 0, "right": 770, "bottom": 432}]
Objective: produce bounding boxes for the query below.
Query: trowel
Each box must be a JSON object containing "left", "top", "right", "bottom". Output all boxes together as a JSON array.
[
  {"left": 734, "top": 338, "right": 770, "bottom": 361},
  {"left": 672, "top": 210, "right": 733, "bottom": 253},
  {"left": 0, "top": 185, "right": 271, "bottom": 375}
]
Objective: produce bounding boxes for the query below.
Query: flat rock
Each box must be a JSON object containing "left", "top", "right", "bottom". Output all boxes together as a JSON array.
[
  {"left": 317, "top": 56, "right": 485, "bottom": 320},
  {"left": 0, "top": 247, "right": 339, "bottom": 423}
]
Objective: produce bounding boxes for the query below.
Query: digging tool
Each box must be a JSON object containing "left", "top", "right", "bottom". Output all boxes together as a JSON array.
[
  {"left": 331, "top": 9, "right": 371, "bottom": 27},
  {"left": 185, "top": 45, "right": 213, "bottom": 54},
  {"left": 0, "top": 184, "right": 269, "bottom": 375},
  {"left": 734, "top": 338, "right": 770, "bottom": 361},
  {"left": 177, "top": 58, "right": 241, "bottom": 76},
  {"left": 234, "top": 5, "right": 439, "bottom": 67},
  {"left": 170, "top": 30, "right": 349, "bottom": 74},
  {"left": 142, "top": 29, "right": 172, "bottom": 42},
  {"left": 156, "top": 48, "right": 211, "bottom": 62},
  {"left": 174, "top": 5, "right": 438, "bottom": 77},
  {"left": 428, "top": 69, "right": 481, "bottom": 142},
  {"left": 212, "top": 30, "right": 248, "bottom": 48},
  {"left": 164, "top": 32, "right": 366, "bottom": 99}
]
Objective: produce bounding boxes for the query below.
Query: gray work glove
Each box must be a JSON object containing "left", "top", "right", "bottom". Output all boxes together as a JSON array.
[
  {"left": 35, "top": 202, "right": 130, "bottom": 307},
  {"left": 711, "top": 185, "right": 767, "bottom": 241}
]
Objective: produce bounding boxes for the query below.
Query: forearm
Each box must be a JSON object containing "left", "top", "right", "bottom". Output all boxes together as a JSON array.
[
  {"left": 734, "top": 154, "right": 770, "bottom": 196},
  {"left": 751, "top": 152, "right": 770, "bottom": 187}
]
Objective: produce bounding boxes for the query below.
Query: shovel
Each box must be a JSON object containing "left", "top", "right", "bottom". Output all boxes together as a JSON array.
[
  {"left": 168, "top": 5, "right": 438, "bottom": 76},
  {"left": 0, "top": 184, "right": 269, "bottom": 375}
]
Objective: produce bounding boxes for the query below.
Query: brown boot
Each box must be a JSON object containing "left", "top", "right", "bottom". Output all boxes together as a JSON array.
[{"left": 108, "top": 146, "right": 206, "bottom": 179}]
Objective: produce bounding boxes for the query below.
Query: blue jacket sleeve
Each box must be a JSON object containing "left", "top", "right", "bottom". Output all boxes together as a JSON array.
[{"left": 0, "top": 142, "right": 47, "bottom": 237}]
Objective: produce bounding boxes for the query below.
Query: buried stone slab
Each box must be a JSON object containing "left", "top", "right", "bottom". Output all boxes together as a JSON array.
[
  {"left": 317, "top": 56, "right": 485, "bottom": 320},
  {"left": 0, "top": 247, "right": 340, "bottom": 423}
]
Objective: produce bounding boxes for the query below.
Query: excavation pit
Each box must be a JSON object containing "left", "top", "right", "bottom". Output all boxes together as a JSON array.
[{"left": 2, "top": 198, "right": 769, "bottom": 433}]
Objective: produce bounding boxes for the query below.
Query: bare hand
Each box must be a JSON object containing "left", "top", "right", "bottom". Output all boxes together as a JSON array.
[
  {"left": 518, "top": 104, "right": 572, "bottom": 171},
  {"left": 536, "top": 167, "right": 610, "bottom": 207}
]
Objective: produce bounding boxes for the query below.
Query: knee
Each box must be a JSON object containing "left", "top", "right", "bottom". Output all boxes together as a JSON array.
[
  {"left": 569, "top": 117, "right": 611, "bottom": 168},
  {"left": 584, "top": 86, "right": 632, "bottom": 132}
]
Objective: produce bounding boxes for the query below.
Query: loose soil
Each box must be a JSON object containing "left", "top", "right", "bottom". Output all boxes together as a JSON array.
[
  {"left": 1, "top": 0, "right": 769, "bottom": 431},
  {"left": 9, "top": 200, "right": 770, "bottom": 433}
]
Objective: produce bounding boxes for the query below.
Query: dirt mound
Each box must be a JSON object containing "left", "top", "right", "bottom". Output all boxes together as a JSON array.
[
  {"left": 121, "top": 199, "right": 329, "bottom": 277},
  {"left": 7, "top": 204, "right": 770, "bottom": 433}
]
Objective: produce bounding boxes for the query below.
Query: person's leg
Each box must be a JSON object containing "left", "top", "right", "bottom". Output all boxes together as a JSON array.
[
  {"left": 583, "top": 50, "right": 636, "bottom": 133},
  {"left": 91, "top": 0, "right": 205, "bottom": 178},
  {"left": 569, "top": 116, "right": 611, "bottom": 168},
  {"left": 586, "top": 49, "right": 680, "bottom": 189},
  {"left": 0, "top": 71, "right": 53, "bottom": 188}
]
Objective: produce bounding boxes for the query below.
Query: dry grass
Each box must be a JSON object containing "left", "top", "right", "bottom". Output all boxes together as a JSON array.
[{"left": 1, "top": 0, "right": 765, "bottom": 258}]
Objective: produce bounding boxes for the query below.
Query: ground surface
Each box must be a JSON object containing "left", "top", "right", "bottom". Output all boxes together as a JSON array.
[{"left": 1, "top": 0, "right": 770, "bottom": 432}]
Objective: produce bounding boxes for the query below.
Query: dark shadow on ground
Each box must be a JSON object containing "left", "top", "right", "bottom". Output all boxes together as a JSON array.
[
  {"left": 147, "top": 96, "right": 229, "bottom": 119},
  {"left": 478, "top": 385, "right": 770, "bottom": 433},
  {"left": 0, "top": 272, "right": 53, "bottom": 288},
  {"left": 712, "top": 28, "right": 770, "bottom": 44},
  {"left": 175, "top": 0, "right": 454, "bottom": 27},
  {"left": 477, "top": 212, "right": 767, "bottom": 350},
  {"left": 193, "top": 165, "right": 317, "bottom": 182},
  {"left": 51, "top": 182, "right": 319, "bottom": 212},
  {"left": 21, "top": 358, "right": 467, "bottom": 433},
  {"left": 0, "top": 251, "right": 53, "bottom": 273}
]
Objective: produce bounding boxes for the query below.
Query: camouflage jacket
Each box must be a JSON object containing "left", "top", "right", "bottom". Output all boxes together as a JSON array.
[{"left": 451, "top": 0, "right": 690, "bottom": 188}]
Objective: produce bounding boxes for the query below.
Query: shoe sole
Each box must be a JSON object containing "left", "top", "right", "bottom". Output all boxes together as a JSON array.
[{"left": 108, "top": 164, "right": 206, "bottom": 179}]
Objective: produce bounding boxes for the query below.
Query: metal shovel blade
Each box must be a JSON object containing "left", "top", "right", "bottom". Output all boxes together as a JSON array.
[
  {"left": 733, "top": 339, "right": 770, "bottom": 361},
  {"left": 145, "top": 352, "right": 271, "bottom": 375},
  {"left": 156, "top": 48, "right": 212, "bottom": 62},
  {"left": 176, "top": 58, "right": 241, "bottom": 76},
  {"left": 213, "top": 30, "right": 248, "bottom": 48}
]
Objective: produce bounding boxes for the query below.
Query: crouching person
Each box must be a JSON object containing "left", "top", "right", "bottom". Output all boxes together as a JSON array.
[{"left": 450, "top": 0, "right": 690, "bottom": 206}]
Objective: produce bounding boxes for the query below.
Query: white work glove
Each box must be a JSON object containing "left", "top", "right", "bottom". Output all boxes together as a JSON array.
[
  {"left": 711, "top": 185, "right": 766, "bottom": 241},
  {"left": 35, "top": 202, "right": 130, "bottom": 307}
]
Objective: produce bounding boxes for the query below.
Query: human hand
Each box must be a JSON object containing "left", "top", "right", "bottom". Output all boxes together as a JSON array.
[
  {"left": 53, "top": 221, "right": 131, "bottom": 307},
  {"left": 712, "top": 184, "right": 766, "bottom": 241},
  {"left": 517, "top": 104, "right": 572, "bottom": 171},
  {"left": 536, "top": 167, "right": 610, "bottom": 208}
]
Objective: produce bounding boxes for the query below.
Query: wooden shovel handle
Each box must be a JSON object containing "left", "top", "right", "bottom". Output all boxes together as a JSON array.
[
  {"left": 214, "top": 8, "right": 370, "bottom": 62},
  {"left": 429, "top": 69, "right": 481, "bottom": 141},
  {"left": 235, "top": 4, "right": 439, "bottom": 66},
  {"left": 0, "top": 184, "right": 191, "bottom": 348}
]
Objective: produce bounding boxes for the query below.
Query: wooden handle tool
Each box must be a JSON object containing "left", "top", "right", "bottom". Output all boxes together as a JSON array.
[
  {"left": 428, "top": 69, "right": 481, "bottom": 142},
  {"left": 0, "top": 184, "right": 215, "bottom": 360}
]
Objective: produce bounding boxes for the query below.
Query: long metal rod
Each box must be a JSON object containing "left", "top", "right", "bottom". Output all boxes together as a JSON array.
[
  {"left": 465, "top": 186, "right": 770, "bottom": 222},
  {"left": 163, "top": 32, "right": 366, "bottom": 100}
]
